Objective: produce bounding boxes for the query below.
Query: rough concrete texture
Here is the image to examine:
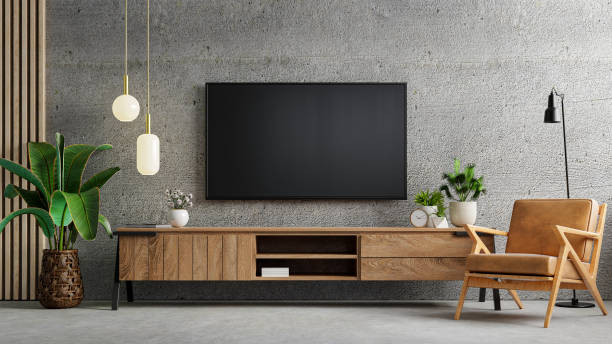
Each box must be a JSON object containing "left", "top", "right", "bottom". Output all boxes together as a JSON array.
[
  {"left": 47, "top": 1, "right": 612, "bottom": 300},
  {"left": 1, "top": 301, "right": 611, "bottom": 343}
]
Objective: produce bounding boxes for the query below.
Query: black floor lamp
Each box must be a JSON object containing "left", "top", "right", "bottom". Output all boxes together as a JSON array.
[{"left": 544, "top": 88, "right": 595, "bottom": 308}]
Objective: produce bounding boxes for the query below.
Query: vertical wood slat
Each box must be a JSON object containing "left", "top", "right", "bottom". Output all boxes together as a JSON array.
[
  {"left": 133, "top": 236, "right": 148, "bottom": 280},
  {"left": 163, "top": 234, "right": 178, "bottom": 280},
  {"left": 192, "top": 234, "right": 207, "bottom": 280},
  {"left": 118, "top": 236, "right": 135, "bottom": 280},
  {"left": 222, "top": 235, "right": 237, "bottom": 280},
  {"left": 0, "top": 0, "right": 4, "bottom": 301},
  {"left": 37, "top": 0, "right": 47, "bottom": 296},
  {"left": 148, "top": 234, "right": 163, "bottom": 280},
  {"left": 0, "top": 0, "right": 45, "bottom": 300},
  {"left": 178, "top": 234, "right": 193, "bottom": 280},
  {"left": 11, "top": 0, "right": 21, "bottom": 301},
  {"left": 3, "top": 0, "right": 11, "bottom": 301},
  {"left": 20, "top": 0, "right": 28, "bottom": 301},
  {"left": 208, "top": 235, "right": 222, "bottom": 280},
  {"left": 28, "top": 0, "right": 36, "bottom": 300},
  {"left": 237, "top": 235, "right": 254, "bottom": 280}
]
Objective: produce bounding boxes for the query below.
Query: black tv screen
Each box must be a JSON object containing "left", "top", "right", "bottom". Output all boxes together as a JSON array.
[{"left": 206, "top": 83, "right": 407, "bottom": 200}]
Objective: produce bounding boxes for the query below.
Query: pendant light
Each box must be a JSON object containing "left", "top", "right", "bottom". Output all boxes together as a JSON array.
[
  {"left": 112, "top": 0, "right": 140, "bottom": 121},
  {"left": 137, "top": 0, "right": 160, "bottom": 175}
]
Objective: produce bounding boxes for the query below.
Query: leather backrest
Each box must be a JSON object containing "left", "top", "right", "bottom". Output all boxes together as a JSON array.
[{"left": 506, "top": 199, "right": 598, "bottom": 261}]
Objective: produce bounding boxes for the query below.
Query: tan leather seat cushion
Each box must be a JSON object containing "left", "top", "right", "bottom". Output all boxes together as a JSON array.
[
  {"left": 466, "top": 253, "right": 587, "bottom": 279},
  {"left": 505, "top": 199, "right": 598, "bottom": 261}
]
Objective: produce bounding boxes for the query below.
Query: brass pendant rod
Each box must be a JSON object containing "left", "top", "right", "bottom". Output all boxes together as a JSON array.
[
  {"left": 146, "top": 0, "right": 151, "bottom": 134},
  {"left": 123, "top": 0, "right": 128, "bottom": 94}
]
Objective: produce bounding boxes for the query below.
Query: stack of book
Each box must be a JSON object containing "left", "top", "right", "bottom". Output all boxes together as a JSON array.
[{"left": 261, "top": 267, "right": 289, "bottom": 278}]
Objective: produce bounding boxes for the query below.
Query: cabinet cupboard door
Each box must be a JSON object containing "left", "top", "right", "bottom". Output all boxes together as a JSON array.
[
  {"left": 119, "top": 233, "right": 255, "bottom": 281},
  {"left": 119, "top": 235, "right": 151, "bottom": 281}
]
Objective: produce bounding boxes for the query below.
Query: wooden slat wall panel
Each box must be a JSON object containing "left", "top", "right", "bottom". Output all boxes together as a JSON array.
[
  {"left": 1, "top": 0, "right": 46, "bottom": 300},
  {"left": 178, "top": 234, "right": 192, "bottom": 280},
  {"left": 148, "top": 234, "right": 163, "bottom": 280},
  {"left": 207, "top": 235, "right": 222, "bottom": 280},
  {"left": 163, "top": 234, "right": 178, "bottom": 280},
  {"left": 192, "top": 234, "right": 207, "bottom": 280}
]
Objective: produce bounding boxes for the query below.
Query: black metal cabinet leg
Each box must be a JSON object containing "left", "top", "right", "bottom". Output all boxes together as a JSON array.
[
  {"left": 112, "top": 239, "right": 120, "bottom": 310},
  {"left": 478, "top": 288, "right": 486, "bottom": 302},
  {"left": 493, "top": 288, "right": 501, "bottom": 311},
  {"left": 126, "top": 281, "right": 134, "bottom": 302}
]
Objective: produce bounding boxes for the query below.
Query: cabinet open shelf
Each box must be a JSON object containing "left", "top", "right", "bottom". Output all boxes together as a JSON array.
[
  {"left": 255, "top": 235, "right": 359, "bottom": 279},
  {"left": 256, "top": 253, "right": 358, "bottom": 259},
  {"left": 256, "top": 235, "right": 357, "bottom": 254},
  {"left": 254, "top": 275, "right": 358, "bottom": 281}
]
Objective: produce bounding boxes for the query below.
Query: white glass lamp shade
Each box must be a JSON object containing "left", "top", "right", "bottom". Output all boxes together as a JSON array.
[
  {"left": 112, "top": 94, "right": 140, "bottom": 122},
  {"left": 137, "top": 133, "right": 160, "bottom": 175}
]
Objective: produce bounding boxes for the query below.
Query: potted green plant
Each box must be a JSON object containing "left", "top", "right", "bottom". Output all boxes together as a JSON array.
[
  {"left": 0, "top": 133, "right": 119, "bottom": 308},
  {"left": 414, "top": 190, "right": 445, "bottom": 227},
  {"left": 440, "top": 158, "right": 486, "bottom": 226}
]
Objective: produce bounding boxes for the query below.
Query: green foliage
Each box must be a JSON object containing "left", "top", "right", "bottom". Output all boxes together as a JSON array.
[
  {"left": 414, "top": 190, "right": 444, "bottom": 207},
  {"left": 0, "top": 133, "right": 119, "bottom": 250},
  {"left": 436, "top": 204, "right": 447, "bottom": 217},
  {"left": 415, "top": 190, "right": 448, "bottom": 218},
  {"left": 440, "top": 158, "right": 486, "bottom": 202}
]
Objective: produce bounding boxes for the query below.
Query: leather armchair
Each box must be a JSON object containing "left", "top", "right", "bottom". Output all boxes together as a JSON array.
[{"left": 454, "top": 199, "right": 607, "bottom": 328}]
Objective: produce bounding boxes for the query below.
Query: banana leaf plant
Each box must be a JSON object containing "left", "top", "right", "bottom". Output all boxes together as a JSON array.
[
  {"left": 440, "top": 158, "right": 486, "bottom": 202},
  {"left": 0, "top": 133, "right": 120, "bottom": 250}
]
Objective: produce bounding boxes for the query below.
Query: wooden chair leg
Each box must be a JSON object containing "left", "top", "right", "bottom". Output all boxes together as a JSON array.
[
  {"left": 455, "top": 276, "right": 470, "bottom": 320},
  {"left": 567, "top": 247, "right": 608, "bottom": 315},
  {"left": 508, "top": 290, "right": 523, "bottom": 309},
  {"left": 544, "top": 276, "right": 563, "bottom": 328},
  {"left": 578, "top": 274, "right": 608, "bottom": 315}
]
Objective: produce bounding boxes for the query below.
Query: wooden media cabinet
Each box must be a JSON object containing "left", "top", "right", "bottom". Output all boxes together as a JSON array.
[{"left": 112, "top": 227, "right": 499, "bottom": 309}]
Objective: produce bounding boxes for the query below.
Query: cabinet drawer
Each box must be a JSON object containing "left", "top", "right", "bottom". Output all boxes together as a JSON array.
[
  {"left": 361, "top": 233, "right": 477, "bottom": 257},
  {"left": 360, "top": 258, "right": 466, "bottom": 280}
]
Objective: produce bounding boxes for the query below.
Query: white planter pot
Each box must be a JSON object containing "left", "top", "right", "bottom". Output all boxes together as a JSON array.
[
  {"left": 431, "top": 215, "right": 449, "bottom": 228},
  {"left": 421, "top": 206, "right": 438, "bottom": 227},
  {"left": 168, "top": 209, "right": 189, "bottom": 228},
  {"left": 449, "top": 201, "right": 477, "bottom": 227}
]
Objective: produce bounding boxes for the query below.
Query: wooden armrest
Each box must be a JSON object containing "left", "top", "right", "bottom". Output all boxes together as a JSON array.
[
  {"left": 464, "top": 225, "right": 508, "bottom": 237},
  {"left": 555, "top": 225, "right": 600, "bottom": 239},
  {"left": 463, "top": 225, "right": 505, "bottom": 255}
]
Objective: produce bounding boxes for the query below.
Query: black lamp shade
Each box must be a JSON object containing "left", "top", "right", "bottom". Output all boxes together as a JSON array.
[{"left": 544, "top": 92, "right": 561, "bottom": 123}]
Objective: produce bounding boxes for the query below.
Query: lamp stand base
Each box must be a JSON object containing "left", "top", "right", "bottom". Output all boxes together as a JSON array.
[{"left": 555, "top": 298, "right": 595, "bottom": 308}]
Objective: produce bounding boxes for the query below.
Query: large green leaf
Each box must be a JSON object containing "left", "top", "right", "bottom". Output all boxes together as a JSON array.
[
  {"left": 55, "top": 133, "right": 64, "bottom": 191},
  {"left": 98, "top": 214, "right": 112, "bottom": 238},
  {"left": 4, "top": 184, "right": 46, "bottom": 209},
  {"left": 63, "top": 144, "right": 112, "bottom": 193},
  {"left": 81, "top": 167, "right": 120, "bottom": 192},
  {"left": 69, "top": 224, "right": 78, "bottom": 246},
  {"left": 0, "top": 159, "right": 49, "bottom": 204},
  {"left": 28, "top": 142, "right": 56, "bottom": 197},
  {"left": 54, "top": 188, "right": 100, "bottom": 240},
  {"left": 0, "top": 207, "right": 55, "bottom": 238},
  {"left": 49, "top": 191, "right": 73, "bottom": 226}
]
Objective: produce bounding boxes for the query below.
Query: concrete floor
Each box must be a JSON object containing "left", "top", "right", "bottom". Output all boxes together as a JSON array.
[{"left": 0, "top": 300, "right": 610, "bottom": 344}]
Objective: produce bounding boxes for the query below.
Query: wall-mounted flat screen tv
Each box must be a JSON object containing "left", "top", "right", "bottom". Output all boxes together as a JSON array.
[{"left": 206, "top": 83, "right": 407, "bottom": 200}]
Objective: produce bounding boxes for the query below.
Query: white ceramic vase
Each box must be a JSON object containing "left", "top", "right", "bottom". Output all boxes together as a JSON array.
[
  {"left": 168, "top": 209, "right": 189, "bottom": 228},
  {"left": 421, "top": 206, "right": 438, "bottom": 227},
  {"left": 449, "top": 201, "right": 477, "bottom": 227}
]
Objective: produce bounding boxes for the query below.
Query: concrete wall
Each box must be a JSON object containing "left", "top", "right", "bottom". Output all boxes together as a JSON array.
[{"left": 47, "top": 0, "right": 612, "bottom": 300}]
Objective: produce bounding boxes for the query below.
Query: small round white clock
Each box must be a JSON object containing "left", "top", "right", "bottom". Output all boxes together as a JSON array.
[{"left": 410, "top": 209, "right": 428, "bottom": 227}]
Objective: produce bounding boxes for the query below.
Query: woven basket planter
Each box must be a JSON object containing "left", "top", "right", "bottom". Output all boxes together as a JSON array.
[{"left": 37, "top": 249, "right": 83, "bottom": 309}]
